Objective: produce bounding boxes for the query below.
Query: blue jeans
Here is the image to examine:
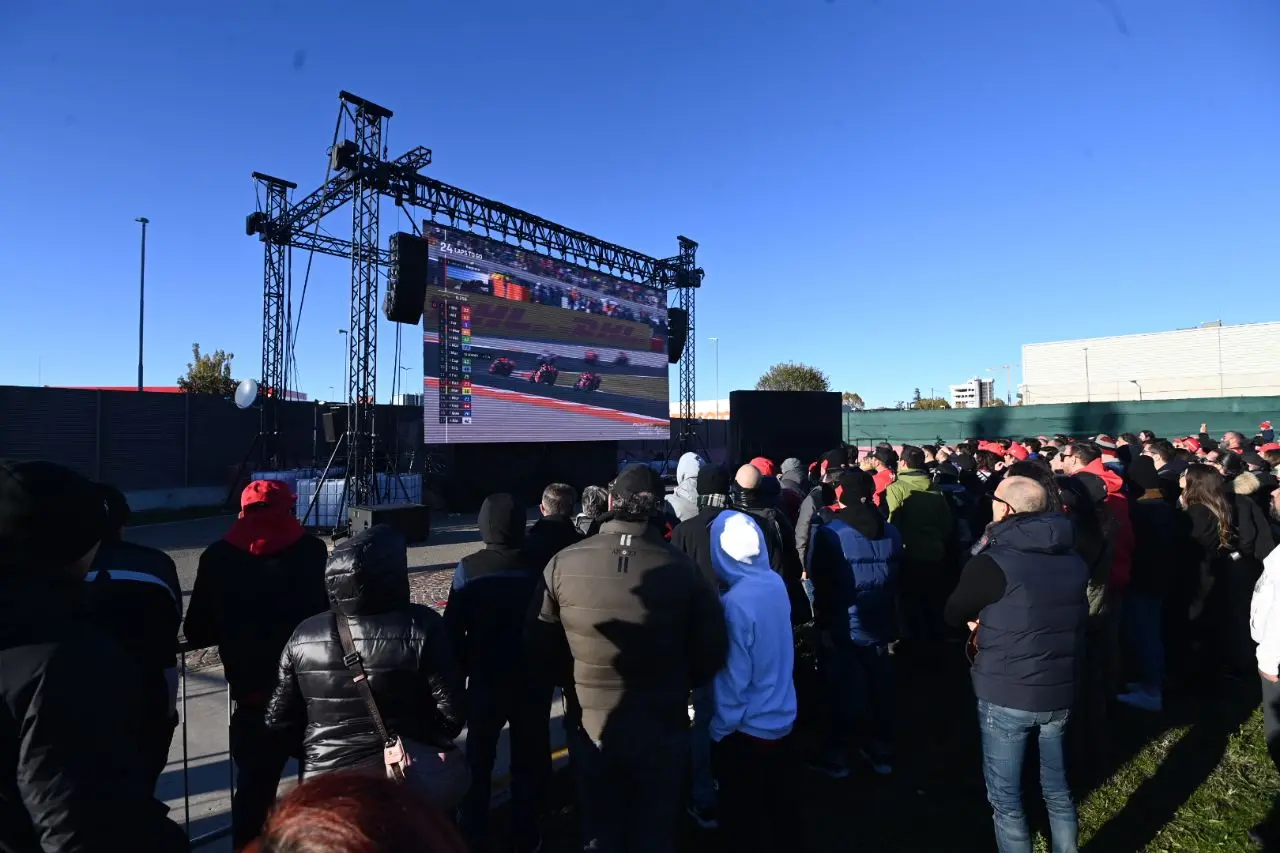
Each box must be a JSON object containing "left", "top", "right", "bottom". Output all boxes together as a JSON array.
[
  {"left": 690, "top": 684, "right": 717, "bottom": 810},
  {"left": 1123, "top": 594, "right": 1165, "bottom": 694},
  {"left": 978, "top": 699, "right": 1078, "bottom": 853}
]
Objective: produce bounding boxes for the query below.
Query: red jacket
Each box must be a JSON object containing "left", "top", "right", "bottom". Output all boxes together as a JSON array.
[
  {"left": 872, "top": 469, "right": 895, "bottom": 506},
  {"left": 1082, "top": 459, "right": 1134, "bottom": 592}
]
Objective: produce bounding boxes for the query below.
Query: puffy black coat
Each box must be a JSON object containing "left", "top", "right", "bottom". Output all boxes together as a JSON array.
[
  {"left": 0, "top": 574, "right": 188, "bottom": 853},
  {"left": 266, "top": 525, "right": 466, "bottom": 774}
]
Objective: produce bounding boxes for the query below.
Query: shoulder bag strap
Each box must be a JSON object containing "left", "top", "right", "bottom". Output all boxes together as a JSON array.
[{"left": 333, "top": 610, "right": 394, "bottom": 746}]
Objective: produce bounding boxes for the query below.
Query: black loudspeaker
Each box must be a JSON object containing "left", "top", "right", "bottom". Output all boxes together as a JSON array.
[
  {"left": 728, "top": 391, "right": 843, "bottom": 467},
  {"left": 383, "top": 232, "right": 429, "bottom": 325},
  {"left": 321, "top": 408, "right": 346, "bottom": 444},
  {"left": 668, "top": 307, "right": 688, "bottom": 364},
  {"left": 349, "top": 503, "right": 431, "bottom": 544}
]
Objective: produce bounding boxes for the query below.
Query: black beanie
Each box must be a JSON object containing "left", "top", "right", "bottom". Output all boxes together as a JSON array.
[
  {"left": 697, "top": 465, "right": 732, "bottom": 497},
  {"left": 1125, "top": 455, "right": 1162, "bottom": 493}
]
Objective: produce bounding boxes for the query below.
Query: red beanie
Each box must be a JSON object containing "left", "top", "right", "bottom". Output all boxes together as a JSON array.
[{"left": 749, "top": 456, "right": 777, "bottom": 477}]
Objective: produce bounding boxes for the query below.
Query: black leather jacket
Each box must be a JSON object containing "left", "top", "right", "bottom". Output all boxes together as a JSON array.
[{"left": 266, "top": 525, "right": 466, "bottom": 774}]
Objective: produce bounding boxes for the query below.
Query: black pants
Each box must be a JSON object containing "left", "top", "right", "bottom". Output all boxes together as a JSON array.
[
  {"left": 142, "top": 714, "right": 179, "bottom": 793},
  {"left": 900, "top": 559, "right": 948, "bottom": 647},
  {"left": 459, "top": 681, "right": 552, "bottom": 851},
  {"left": 230, "top": 704, "right": 291, "bottom": 849},
  {"left": 712, "top": 732, "right": 801, "bottom": 851},
  {"left": 567, "top": 726, "right": 686, "bottom": 853}
]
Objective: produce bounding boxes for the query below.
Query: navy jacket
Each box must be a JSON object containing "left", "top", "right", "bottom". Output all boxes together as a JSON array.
[
  {"left": 964, "top": 513, "right": 1089, "bottom": 713},
  {"left": 810, "top": 505, "right": 903, "bottom": 646}
]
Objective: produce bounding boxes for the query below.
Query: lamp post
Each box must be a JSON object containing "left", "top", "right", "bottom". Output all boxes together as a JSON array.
[
  {"left": 135, "top": 217, "right": 149, "bottom": 391},
  {"left": 1130, "top": 379, "right": 1142, "bottom": 401},
  {"left": 1083, "top": 347, "right": 1091, "bottom": 403},
  {"left": 337, "top": 329, "right": 350, "bottom": 402},
  {"left": 708, "top": 337, "right": 720, "bottom": 419}
]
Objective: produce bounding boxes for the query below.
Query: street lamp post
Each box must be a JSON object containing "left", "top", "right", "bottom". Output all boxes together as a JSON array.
[
  {"left": 1083, "top": 347, "right": 1091, "bottom": 403},
  {"left": 337, "top": 329, "right": 350, "bottom": 403},
  {"left": 708, "top": 337, "right": 720, "bottom": 419},
  {"left": 1130, "top": 379, "right": 1142, "bottom": 401},
  {"left": 135, "top": 217, "right": 149, "bottom": 391}
]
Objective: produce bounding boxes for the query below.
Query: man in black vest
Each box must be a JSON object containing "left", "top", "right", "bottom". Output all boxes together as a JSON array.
[{"left": 944, "top": 475, "right": 1088, "bottom": 853}]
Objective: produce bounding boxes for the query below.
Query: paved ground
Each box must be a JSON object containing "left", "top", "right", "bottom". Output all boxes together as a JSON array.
[{"left": 135, "top": 512, "right": 561, "bottom": 850}]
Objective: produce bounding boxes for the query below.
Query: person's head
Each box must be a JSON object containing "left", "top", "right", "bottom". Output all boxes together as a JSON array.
[
  {"left": 0, "top": 459, "right": 111, "bottom": 579},
  {"left": 899, "top": 445, "right": 926, "bottom": 472},
  {"left": 709, "top": 511, "right": 770, "bottom": 589},
  {"left": 244, "top": 771, "right": 467, "bottom": 853},
  {"left": 1118, "top": 432, "right": 1139, "bottom": 446},
  {"left": 1213, "top": 449, "right": 1245, "bottom": 478},
  {"left": 922, "top": 445, "right": 939, "bottom": 463},
  {"left": 1004, "top": 461, "right": 1062, "bottom": 512},
  {"left": 1272, "top": 487, "right": 1280, "bottom": 524},
  {"left": 696, "top": 464, "right": 732, "bottom": 499},
  {"left": 1004, "top": 443, "right": 1030, "bottom": 465},
  {"left": 1039, "top": 446, "right": 1058, "bottom": 464},
  {"left": 819, "top": 449, "right": 845, "bottom": 476},
  {"left": 1144, "top": 439, "right": 1175, "bottom": 468},
  {"left": 1223, "top": 430, "right": 1245, "bottom": 450},
  {"left": 1179, "top": 464, "right": 1234, "bottom": 550},
  {"left": 872, "top": 446, "right": 898, "bottom": 472},
  {"left": 835, "top": 468, "right": 875, "bottom": 507},
  {"left": 1263, "top": 449, "right": 1280, "bottom": 469},
  {"left": 1022, "top": 437, "right": 1043, "bottom": 455},
  {"left": 327, "top": 524, "right": 410, "bottom": 613},
  {"left": 973, "top": 449, "right": 1001, "bottom": 474},
  {"left": 1138, "top": 429, "right": 1156, "bottom": 444},
  {"left": 539, "top": 483, "right": 576, "bottom": 518},
  {"left": 99, "top": 482, "right": 130, "bottom": 543},
  {"left": 240, "top": 479, "right": 297, "bottom": 519},
  {"left": 991, "top": 476, "right": 1050, "bottom": 524},
  {"left": 1125, "top": 455, "right": 1163, "bottom": 496},
  {"left": 579, "top": 485, "right": 608, "bottom": 519},
  {"left": 1059, "top": 442, "right": 1099, "bottom": 476},
  {"left": 748, "top": 456, "right": 777, "bottom": 477},
  {"left": 608, "top": 463, "right": 663, "bottom": 521}
]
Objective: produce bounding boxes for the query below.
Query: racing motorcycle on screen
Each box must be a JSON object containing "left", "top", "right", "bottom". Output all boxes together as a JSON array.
[
  {"left": 574, "top": 372, "right": 602, "bottom": 392},
  {"left": 489, "top": 357, "right": 515, "bottom": 377},
  {"left": 530, "top": 364, "right": 559, "bottom": 386}
]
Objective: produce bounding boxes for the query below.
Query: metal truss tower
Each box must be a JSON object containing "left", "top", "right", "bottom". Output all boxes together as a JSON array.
[
  {"left": 663, "top": 236, "right": 702, "bottom": 454},
  {"left": 341, "top": 93, "right": 391, "bottom": 507},
  {"left": 249, "top": 172, "right": 297, "bottom": 466}
]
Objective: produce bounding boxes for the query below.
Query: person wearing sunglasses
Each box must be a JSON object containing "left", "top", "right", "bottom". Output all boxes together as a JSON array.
[{"left": 944, "top": 475, "right": 1090, "bottom": 853}]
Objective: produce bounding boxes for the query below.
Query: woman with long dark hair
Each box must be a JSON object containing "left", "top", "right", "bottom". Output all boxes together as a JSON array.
[{"left": 1180, "top": 464, "right": 1261, "bottom": 679}]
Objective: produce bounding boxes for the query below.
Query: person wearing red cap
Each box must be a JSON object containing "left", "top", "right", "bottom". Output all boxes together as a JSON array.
[
  {"left": 1004, "top": 443, "right": 1030, "bottom": 465},
  {"left": 749, "top": 456, "right": 777, "bottom": 478},
  {"left": 185, "top": 479, "right": 330, "bottom": 849}
]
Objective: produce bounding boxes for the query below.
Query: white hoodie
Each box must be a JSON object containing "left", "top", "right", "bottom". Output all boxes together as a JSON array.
[{"left": 1251, "top": 544, "right": 1280, "bottom": 677}]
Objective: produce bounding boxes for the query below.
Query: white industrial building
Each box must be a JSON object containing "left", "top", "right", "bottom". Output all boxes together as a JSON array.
[
  {"left": 1020, "top": 321, "right": 1280, "bottom": 405},
  {"left": 950, "top": 377, "right": 996, "bottom": 409}
]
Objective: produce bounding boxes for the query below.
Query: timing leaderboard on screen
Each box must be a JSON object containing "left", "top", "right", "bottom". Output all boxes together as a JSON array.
[{"left": 434, "top": 293, "right": 472, "bottom": 426}]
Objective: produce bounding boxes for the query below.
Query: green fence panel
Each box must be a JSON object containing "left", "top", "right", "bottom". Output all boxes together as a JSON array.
[{"left": 844, "top": 397, "right": 1280, "bottom": 448}]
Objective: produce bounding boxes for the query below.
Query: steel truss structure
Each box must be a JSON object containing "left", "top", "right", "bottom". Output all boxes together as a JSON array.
[{"left": 248, "top": 91, "right": 702, "bottom": 524}]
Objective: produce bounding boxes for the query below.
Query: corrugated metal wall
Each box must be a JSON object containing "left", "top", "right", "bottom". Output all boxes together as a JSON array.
[
  {"left": 844, "top": 396, "right": 1280, "bottom": 447},
  {"left": 1022, "top": 322, "right": 1280, "bottom": 404},
  {"left": 0, "top": 387, "right": 424, "bottom": 492}
]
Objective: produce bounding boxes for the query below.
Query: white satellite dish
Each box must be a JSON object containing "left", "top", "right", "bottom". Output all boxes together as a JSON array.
[{"left": 233, "top": 378, "right": 259, "bottom": 409}]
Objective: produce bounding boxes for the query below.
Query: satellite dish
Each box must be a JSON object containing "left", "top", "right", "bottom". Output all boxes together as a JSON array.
[{"left": 234, "top": 378, "right": 259, "bottom": 409}]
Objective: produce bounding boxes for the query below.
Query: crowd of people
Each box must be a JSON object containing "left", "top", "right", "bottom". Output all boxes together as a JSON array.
[{"left": 4, "top": 420, "right": 1280, "bottom": 852}]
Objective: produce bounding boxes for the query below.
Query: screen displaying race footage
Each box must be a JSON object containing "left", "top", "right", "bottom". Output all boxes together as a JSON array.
[{"left": 422, "top": 224, "right": 670, "bottom": 444}]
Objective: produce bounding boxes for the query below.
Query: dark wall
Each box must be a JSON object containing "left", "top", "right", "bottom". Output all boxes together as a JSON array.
[
  {"left": 728, "top": 391, "right": 843, "bottom": 468},
  {"left": 0, "top": 386, "right": 424, "bottom": 492},
  {"left": 446, "top": 440, "right": 618, "bottom": 512}
]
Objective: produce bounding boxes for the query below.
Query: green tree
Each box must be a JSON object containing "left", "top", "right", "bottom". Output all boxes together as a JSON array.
[
  {"left": 916, "top": 397, "right": 951, "bottom": 410},
  {"left": 177, "top": 343, "right": 237, "bottom": 396},
  {"left": 984, "top": 397, "right": 1007, "bottom": 408},
  {"left": 755, "top": 361, "right": 830, "bottom": 392},
  {"left": 842, "top": 391, "right": 865, "bottom": 411},
  {"left": 912, "top": 387, "right": 923, "bottom": 406}
]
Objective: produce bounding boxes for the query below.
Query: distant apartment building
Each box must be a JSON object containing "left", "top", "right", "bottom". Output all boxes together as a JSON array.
[
  {"left": 1021, "top": 321, "right": 1280, "bottom": 404},
  {"left": 950, "top": 377, "right": 995, "bottom": 409}
]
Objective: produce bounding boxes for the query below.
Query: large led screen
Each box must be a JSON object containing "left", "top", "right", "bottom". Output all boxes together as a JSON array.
[{"left": 423, "top": 224, "right": 670, "bottom": 443}]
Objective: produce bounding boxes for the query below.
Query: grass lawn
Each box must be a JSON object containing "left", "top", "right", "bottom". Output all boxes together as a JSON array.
[{"left": 496, "top": 654, "right": 1277, "bottom": 852}]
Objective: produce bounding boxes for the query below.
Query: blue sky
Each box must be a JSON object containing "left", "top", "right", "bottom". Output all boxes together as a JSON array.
[{"left": 1, "top": 0, "right": 1277, "bottom": 408}]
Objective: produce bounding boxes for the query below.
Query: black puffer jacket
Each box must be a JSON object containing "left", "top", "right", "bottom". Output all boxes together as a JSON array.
[{"left": 266, "top": 525, "right": 466, "bottom": 774}]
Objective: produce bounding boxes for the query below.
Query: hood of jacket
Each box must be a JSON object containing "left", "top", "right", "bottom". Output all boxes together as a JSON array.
[
  {"left": 673, "top": 452, "right": 704, "bottom": 501},
  {"left": 833, "top": 502, "right": 886, "bottom": 540},
  {"left": 479, "top": 493, "right": 525, "bottom": 549},
  {"left": 326, "top": 524, "right": 410, "bottom": 616},
  {"left": 778, "top": 467, "right": 807, "bottom": 494},
  {"left": 710, "top": 511, "right": 774, "bottom": 588},
  {"left": 985, "top": 511, "right": 1077, "bottom": 556},
  {"left": 1081, "top": 459, "right": 1124, "bottom": 497}
]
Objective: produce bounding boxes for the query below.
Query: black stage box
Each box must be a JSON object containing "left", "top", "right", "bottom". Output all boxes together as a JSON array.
[
  {"left": 728, "top": 391, "right": 842, "bottom": 468},
  {"left": 349, "top": 502, "right": 431, "bottom": 544},
  {"left": 444, "top": 440, "right": 618, "bottom": 512}
]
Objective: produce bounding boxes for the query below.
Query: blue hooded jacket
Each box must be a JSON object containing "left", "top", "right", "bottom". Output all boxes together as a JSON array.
[{"left": 709, "top": 511, "right": 797, "bottom": 742}]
